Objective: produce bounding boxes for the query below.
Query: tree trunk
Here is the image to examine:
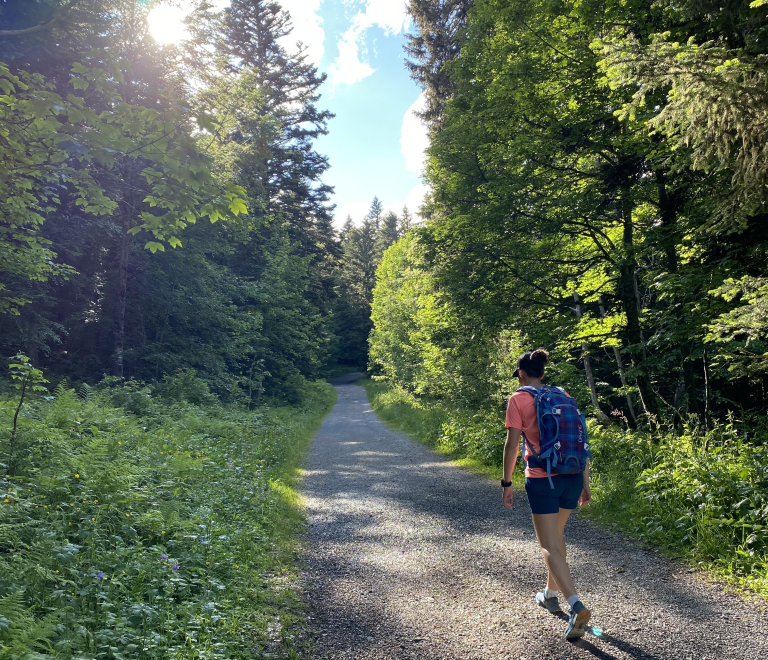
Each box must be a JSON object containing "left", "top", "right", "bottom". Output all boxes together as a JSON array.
[
  {"left": 599, "top": 296, "right": 638, "bottom": 424},
  {"left": 573, "top": 292, "right": 611, "bottom": 424},
  {"left": 618, "top": 185, "right": 658, "bottom": 419},
  {"left": 655, "top": 169, "right": 679, "bottom": 274},
  {"left": 114, "top": 163, "right": 136, "bottom": 378}
]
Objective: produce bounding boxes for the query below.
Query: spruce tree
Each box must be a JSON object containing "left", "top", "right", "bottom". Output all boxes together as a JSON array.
[
  {"left": 405, "top": 1, "right": 473, "bottom": 131},
  {"left": 215, "top": 0, "right": 339, "bottom": 374},
  {"left": 220, "top": 0, "right": 337, "bottom": 296},
  {"left": 377, "top": 211, "right": 401, "bottom": 257},
  {"left": 400, "top": 205, "right": 415, "bottom": 233},
  {"left": 365, "top": 197, "right": 385, "bottom": 232}
]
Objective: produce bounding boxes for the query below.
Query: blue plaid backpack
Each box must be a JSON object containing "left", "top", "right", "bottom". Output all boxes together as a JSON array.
[{"left": 518, "top": 385, "right": 590, "bottom": 489}]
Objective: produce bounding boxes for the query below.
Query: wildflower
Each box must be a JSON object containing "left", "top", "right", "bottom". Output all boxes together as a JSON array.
[
  {"left": 118, "top": 441, "right": 122, "bottom": 445},
  {"left": 160, "top": 554, "right": 167, "bottom": 559},
  {"left": 91, "top": 518, "right": 95, "bottom": 521},
  {"left": 96, "top": 571, "right": 104, "bottom": 579},
  {"left": 173, "top": 564, "right": 179, "bottom": 570},
  {"left": 75, "top": 474, "right": 79, "bottom": 478}
]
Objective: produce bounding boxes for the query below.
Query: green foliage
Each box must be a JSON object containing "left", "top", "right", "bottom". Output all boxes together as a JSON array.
[
  {"left": 151, "top": 369, "right": 219, "bottom": 407},
  {"left": 392, "top": 0, "right": 768, "bottom": 429},
  {"left": 7, "top": 354, "right": 48, "bottom": 394},
  {"left": 586, "top": 419, "right": 768, "bottom": 595},
  {"left": 0, "top": 58, "right": 247, "bottom": 314},
  {"left": 0, "top": 376, "right": 335, "bottom": 658},
  {"left": 332, "top": 199, "right": 411, "bottom": 368},
  {"left": 0, "top": 0, "right": 337, "bottom": 402},
  {"left": 707, "top": 277, "right": 768, "bottom": 377}
]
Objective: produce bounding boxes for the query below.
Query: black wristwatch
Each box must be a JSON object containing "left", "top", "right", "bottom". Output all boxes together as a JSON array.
[{"left": 500, "top": 479, "right": 512, "bottom": 488}]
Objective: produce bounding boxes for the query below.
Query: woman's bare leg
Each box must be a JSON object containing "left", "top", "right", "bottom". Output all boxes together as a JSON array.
[
  {"left": 544, "top": 507, "right": 573, "bottom": 591},
  {"left": 532, "top": 508, "right": 576, "bottom": 599}
]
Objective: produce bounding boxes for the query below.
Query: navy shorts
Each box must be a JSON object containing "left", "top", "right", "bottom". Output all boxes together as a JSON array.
[{"left": 525, "top": 473, "right": 583, "bottom": 515}]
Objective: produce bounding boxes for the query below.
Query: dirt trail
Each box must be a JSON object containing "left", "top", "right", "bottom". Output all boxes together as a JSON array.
[{"left": 301, "top": 382, "right": 768, "bottom": 659}]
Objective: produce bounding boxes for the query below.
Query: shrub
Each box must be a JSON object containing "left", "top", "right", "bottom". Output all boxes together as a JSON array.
[{"left": 0, "top": 374, "right": 335, "bottom": 658}]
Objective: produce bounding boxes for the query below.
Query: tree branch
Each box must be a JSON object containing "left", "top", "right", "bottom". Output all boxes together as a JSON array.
[{"left": 0, "top": 0, "right": 84, "bottom": 36}]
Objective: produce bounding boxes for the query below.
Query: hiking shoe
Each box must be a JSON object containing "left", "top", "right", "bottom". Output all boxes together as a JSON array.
[
  {"left": 535, "top": 591, "right": 562, "bottom": 613},
  {"left": 565, "top": 601, "right": 591, "bottom": 639}
]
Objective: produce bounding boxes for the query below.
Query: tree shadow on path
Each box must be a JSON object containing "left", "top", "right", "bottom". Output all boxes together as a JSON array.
[{"left": 302, "top": 383, "right": 768, "bottom": 660}]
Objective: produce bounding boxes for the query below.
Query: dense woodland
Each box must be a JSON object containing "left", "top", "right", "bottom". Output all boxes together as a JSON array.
[
  {"left": 0, "top": 1, "right": 408, "bottom": 656},
  {"left": 365, "top": 0, "right": 768, "bottom": 596},
  {"left": 373, "top": 0, "right": 768, "bottom": 426},
  {"left": 0, "top": 0, "right": 414, "bottom": 403},
  {"left": 3, "top": 0, "right": 768, "bottom": 655}
]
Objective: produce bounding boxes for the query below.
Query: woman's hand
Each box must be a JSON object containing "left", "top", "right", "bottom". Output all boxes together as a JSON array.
[
  {"left": 502, "top": 486, "right": 514, "bottom": 509},
  {"left": 578, "top": 485, "right": 591, "bottom": 507}
]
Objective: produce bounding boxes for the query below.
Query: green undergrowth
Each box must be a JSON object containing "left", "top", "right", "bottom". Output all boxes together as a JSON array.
[
  {"left": 585, "top": 419, "right": 768, "bottom": 599},
  {"left": 363, "top": 378, "right": 768, "bottom": 599},
  {"left": 0, "top": 374, "right": 336, "bottom": 659}
]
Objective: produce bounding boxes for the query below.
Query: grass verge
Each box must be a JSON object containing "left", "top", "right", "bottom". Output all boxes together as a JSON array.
[
  {"left": 361, "top": 378, "right": 522, "bottom": 486},
  {"left": 0, "top": 377, "right": 336, "bottom": 659},
  {"left": 362, "top": 377, "right": 768, "bottom": 600}
]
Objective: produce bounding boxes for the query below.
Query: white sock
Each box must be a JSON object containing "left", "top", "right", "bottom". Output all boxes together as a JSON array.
[
  {"left": 566, "top": 594, "right": 580, "bottom": 609},
  {"left": 544, "top": 587, "right": 558, "bottom": 599}
]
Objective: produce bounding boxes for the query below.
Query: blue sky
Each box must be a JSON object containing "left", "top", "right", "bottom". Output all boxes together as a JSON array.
[
  {"left": 294, "top": 0, "right": 428, "bottom": 226},
  {"left": 149, "top": 1, "right": 429, "bottom": 227}
]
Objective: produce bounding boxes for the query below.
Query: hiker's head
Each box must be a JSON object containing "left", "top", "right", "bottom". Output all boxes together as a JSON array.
[{"left": 513, "top": 349, "right": 549, "bottom": 382}]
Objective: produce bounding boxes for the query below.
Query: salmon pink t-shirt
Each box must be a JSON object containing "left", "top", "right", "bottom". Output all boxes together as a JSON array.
[{"left": 506, "top": 389, "right": 554, "bottom": 479}]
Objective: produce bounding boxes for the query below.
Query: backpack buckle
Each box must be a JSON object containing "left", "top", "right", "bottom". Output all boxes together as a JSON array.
[{"left": 554, "top": 441, "right": 561, "bottom": 450}]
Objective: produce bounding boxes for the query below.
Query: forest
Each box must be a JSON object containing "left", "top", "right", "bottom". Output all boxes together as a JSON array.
[
  {"left": 368, "top": 0, "right": 768, "bottom": 596},
  {"left": 3, "top": 0, "right": 768, "bottom": 656},
  {"left": 0, "top": 0, "right": 408, "bottom": 656}
]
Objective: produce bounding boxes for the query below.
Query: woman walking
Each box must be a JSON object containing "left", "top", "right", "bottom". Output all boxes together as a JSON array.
[{"left": 500, "top": 349, "right": 592, "bottom": 639}]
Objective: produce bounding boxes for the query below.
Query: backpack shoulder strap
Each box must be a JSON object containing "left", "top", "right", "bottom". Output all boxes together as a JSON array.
[
  {"left": 517, "top": 386, "right": 540, "bottom": 397},
  {"left": 513, "top": 386, "right": 541, "bottom": 465}
]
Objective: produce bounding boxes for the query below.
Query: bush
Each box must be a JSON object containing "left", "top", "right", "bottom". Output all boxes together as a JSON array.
[
  {"left": 587, "top": 417, "right": 768, "bottom": 594},
  {"left": 152, "top": 369, "right": 219, "bottom": 406},
  {"left": 0, "top": 377, "right": 336, "bottom": 658}
]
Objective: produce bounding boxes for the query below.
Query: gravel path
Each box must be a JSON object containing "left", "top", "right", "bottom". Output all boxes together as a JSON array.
[{"left": 301, "top": 382, "right": 768, "bottom": 659}]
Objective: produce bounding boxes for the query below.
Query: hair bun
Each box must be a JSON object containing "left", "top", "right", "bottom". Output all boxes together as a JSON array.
[{"left": 531, "top": 348, "right": 550, "bottom": 365}]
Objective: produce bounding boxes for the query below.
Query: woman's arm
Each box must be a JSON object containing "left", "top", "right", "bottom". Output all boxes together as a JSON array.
[
  {"left": 579, "top": 459, "right": 591, "bottom": 506},
  {"left": 502, "top": 427, "right": 521, "bottom": 509}
]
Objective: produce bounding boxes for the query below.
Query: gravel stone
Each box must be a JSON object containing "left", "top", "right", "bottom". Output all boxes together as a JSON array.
[{"left": 301, "top": 382, "right": 768, "bottom": 659}]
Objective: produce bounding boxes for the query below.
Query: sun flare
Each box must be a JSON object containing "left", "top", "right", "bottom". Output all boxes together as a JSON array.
[{"left": 147, "top": 4, "right": 190, "bottom": 45}]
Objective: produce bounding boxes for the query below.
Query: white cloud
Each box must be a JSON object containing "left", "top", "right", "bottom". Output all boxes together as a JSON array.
[
  {"left": 329, "top": 0, "right": 409, "bottom": 88},
  {"left": 335, "top": 199, "right": 372, "bottom": 228},
  {"left": 278, "top": 0, "right": 325, "bottom": 67},
  {"left": 400, "top": 92, "right": 429, "bottom": 175},
  {"left": 394, "top": 183, "right": 429, "bottom": 217},
  {"left": 329, "top": 25, "right": 375, "bottom": 85}
]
